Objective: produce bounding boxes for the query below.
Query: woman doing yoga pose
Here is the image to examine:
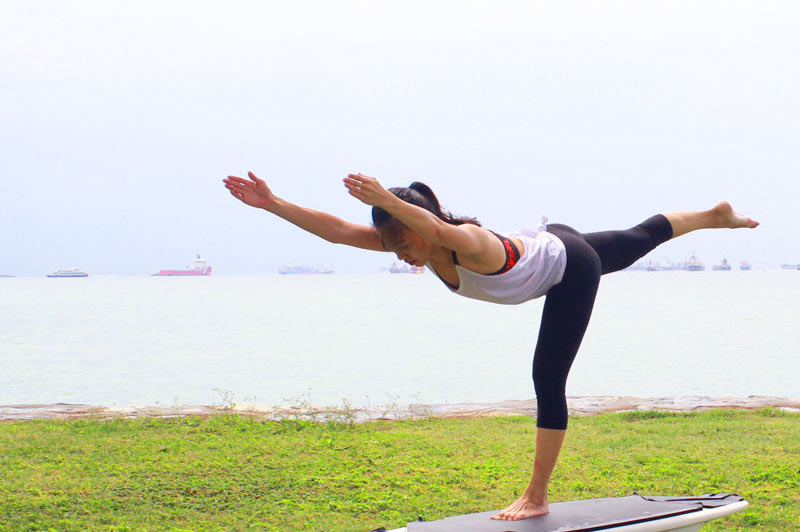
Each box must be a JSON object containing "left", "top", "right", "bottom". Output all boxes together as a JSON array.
[{"left": 223, "top": 171, "right": 759, "bottom": 522}]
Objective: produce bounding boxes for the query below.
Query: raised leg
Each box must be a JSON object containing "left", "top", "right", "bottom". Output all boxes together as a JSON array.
[
  {"left": 663, "top": 201, "right": 759, "bottom": 239},
  {"left": 582, "top": 214, "right": 673, "bottom": 275},
  {"left": 582, "top": 201, "right": 759, "bottom": 275}
]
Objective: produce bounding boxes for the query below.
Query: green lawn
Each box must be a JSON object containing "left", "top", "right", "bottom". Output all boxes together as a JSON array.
[{"left": 1, "top": 409, "right": 798, "bottom": 531}]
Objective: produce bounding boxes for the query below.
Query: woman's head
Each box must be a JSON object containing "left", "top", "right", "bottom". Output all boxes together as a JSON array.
[{"left": 371, "top": 182, "right": 480, "bottom": 264}]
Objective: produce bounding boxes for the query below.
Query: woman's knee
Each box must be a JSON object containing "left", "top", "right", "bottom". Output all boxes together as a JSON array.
[{"left": 535, "top": 394, "right": 569, "bottom": 430}]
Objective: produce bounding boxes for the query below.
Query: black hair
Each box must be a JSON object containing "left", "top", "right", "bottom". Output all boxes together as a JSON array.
[{"left": 371, "top": 182, "right": 480, "bottom": 250}]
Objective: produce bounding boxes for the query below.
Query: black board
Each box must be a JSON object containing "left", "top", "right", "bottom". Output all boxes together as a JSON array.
[{"left": 406, "top": 493, "right": 743, "bottom": 532}]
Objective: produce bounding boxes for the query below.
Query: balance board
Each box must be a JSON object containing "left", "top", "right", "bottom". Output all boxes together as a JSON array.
[{"left": 380, "top": 493, "right": 747, "bottom": 532}]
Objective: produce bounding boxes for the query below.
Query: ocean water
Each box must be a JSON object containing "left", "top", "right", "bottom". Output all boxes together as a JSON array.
[{"left": 1, "top": 271, "right": 798, "bottom": 408}]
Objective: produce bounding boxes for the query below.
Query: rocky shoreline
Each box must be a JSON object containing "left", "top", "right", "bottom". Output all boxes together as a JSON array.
[{"left": 2, "top": 395, "right": 799, "bottom": 423}]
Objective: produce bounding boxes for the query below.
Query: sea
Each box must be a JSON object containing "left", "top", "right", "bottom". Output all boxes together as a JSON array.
[{"left": 1, "top": 271, "right": 798, "bottom": 409}]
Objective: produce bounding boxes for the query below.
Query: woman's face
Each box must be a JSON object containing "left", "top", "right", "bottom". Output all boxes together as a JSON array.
[{"left": 389, "top": 229, "right": 433, "bottom": 266}]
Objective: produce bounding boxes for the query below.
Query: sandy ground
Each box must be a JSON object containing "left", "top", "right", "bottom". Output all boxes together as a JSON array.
[{"left": 2, "top": 396, "right": 799, "bottom": 422}]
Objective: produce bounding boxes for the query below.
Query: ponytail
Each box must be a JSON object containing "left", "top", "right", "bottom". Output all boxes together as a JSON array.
[{"left": 407, "top": 181, "right": 480, "bottom": 226}]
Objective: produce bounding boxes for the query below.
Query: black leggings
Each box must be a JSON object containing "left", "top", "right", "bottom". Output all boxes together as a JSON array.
[{"left": 533, "top": 214, "right": 673, "bottom": 430}]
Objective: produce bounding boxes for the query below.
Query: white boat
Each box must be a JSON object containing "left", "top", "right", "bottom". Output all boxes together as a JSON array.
[
  {"left": 47, "top": 268, "right": 89, "bottom": 278},
  {"left": 381, "top": 493, "right": 747, "bottom": 532}
]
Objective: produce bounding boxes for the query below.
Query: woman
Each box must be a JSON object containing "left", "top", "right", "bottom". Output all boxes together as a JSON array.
[{"left": 223, "top": 171, "right": 759, "bottom": 521}]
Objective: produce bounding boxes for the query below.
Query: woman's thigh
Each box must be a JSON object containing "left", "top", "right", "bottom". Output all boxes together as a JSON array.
[{"left": 532, "top": 227, "right": 601, "bottom": 429}]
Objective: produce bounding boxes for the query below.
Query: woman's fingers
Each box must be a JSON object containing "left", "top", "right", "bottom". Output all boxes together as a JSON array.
[
  {"left": 345, "top": 181, "right": 364, "bottom": 196},
  {"left": 346, "top": 173, "right": 370, "bottom": 184},
  {"left": 345, "top": 184, "right": 363, "bottom": 196},
  {"left": 225, "top": 180, "right": 254, "bottom": 193},
  {"left": 225, "top": 176, "right": 251, "bottom": 186},
  {"left": 225, "top": 184, "right": 248, "bottom": 196},
  {"left": 247, "top": 171, "right": 263, "bottom": 184}
]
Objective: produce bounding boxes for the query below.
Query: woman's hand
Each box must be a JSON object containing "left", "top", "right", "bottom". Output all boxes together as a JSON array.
[
  {"left": 343, "top": 173, "right": 395, "bottom": 209},
  {"left": 224, "top": 171, "right": 276, "bottom": 210}
]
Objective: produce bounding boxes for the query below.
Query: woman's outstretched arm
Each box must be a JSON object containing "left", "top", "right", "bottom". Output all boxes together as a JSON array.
[{"left": 224, "top": 171, "right": 385, "bottom": 251}]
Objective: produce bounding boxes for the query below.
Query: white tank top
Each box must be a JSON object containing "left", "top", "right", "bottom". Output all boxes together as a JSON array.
[{"left": 428, "top": 224, "right": 567, "bottom": 305}]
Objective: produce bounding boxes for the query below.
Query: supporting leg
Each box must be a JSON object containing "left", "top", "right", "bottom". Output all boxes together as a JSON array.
[
  {"left": 492, "top": 228, "right": 601, "bottom": 521},
  {"left": 490, "top": 428, "right": 565, "bottom": 521}
]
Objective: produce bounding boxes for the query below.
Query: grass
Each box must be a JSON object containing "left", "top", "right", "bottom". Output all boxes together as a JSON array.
[{"left": 1, "top": 409, "right": 798, "bottom": 531}]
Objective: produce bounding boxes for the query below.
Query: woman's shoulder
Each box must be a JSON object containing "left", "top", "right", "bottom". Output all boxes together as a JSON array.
[
  {"left": 456, "top": 222, "right": 491, "bottom": 235},
  {"left": 452, "top": 223, "right": 503, "bottom": 250}
]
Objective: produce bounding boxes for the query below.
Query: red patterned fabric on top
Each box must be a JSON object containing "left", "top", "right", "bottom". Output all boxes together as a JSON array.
[{"left": 498, "top": 236, "right": 520, "bottom": 274}]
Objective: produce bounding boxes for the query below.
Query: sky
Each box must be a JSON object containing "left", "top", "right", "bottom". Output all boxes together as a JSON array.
[{"left": 1, "top": 0, "right": 798, "bottom": 275}]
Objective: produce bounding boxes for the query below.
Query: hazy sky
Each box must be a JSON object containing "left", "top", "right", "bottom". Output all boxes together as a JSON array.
[{"left": 2, "top": 0, "right": 798, "bottom": 275}]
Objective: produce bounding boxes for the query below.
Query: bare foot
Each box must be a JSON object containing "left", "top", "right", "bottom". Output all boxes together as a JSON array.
[
  {"left": 712, "top": 201, "right": 759, "bottom": 229},
  {"left": 490, "top": 495, "right": 549, "bottom": 521}
]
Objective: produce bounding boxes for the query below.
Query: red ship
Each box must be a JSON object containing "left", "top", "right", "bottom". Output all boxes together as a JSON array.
[{"left": 152, "top": 254, "right": 213, "bottom": 276}]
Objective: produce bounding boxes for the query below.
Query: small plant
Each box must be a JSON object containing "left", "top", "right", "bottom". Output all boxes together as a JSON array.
[
  {"left": 409, "top": 392, "right": 435, "bottom": 420},
  {"left": 380, "top": 393, "right": 404, "bottom": 421},
  {"left": 332, "top": 397, "right": 356, "bottom": 426},
  {"left": 212, "top": 387, "right": 237, "bottom": 415},
  {"left": 241, "top": 394, "right": 260, "bottom": 419},
  {"left": 281, "top": 388, "right": 320, "bottom": 424},
  {"left": 171, "top": 395, "right": 182, "bottom": 417}
]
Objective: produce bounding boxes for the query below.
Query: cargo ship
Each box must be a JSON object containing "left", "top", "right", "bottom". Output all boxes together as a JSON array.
[
  {"left": 712, "top": 258, "right": 731, "bottom": 271},
  {"left": 278, "top": 264, "right": 334, "bottom": 274},
  {"left": 47, "top": 268, "right": 89, "bottom": 278},
  {"left": 684, "top": 253, "right": 705, "bottom": 271},
  {"left": 152, "top": 255, "right": 212, "bottom": 276}
]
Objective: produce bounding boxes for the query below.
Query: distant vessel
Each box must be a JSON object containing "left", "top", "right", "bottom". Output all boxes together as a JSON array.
[
  {"left": 780, "top": 264, "right": 799, "bottom": 270},
  {"left": 712, "top": 258, "right": 732, "bottom": 271},
  {"left": 278, "top": 264, "right": 334, "bottom": 274},
  {"left": 388, "top": 262, "right": 425, "bottom": 274},
  {"left": 646, "top": 261, "right": 663, "bottom": 272},
  {"left": 152, "top": 254, "right": 212, "bottom": 276},
  {"left": 47, "top": 268, "right": 89, "bottom": 278},
  {"left": 0, "top": 274, "right": 16, "bottom": 278},
  {"left": 739, "top": 260, "right": 752, "bottom": 271},
  {"left": 389, "top": 262, "right": 407, "bottom": 273},
  {"left": 684, "top": 253, "right": 705, "bottom": 271}
]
